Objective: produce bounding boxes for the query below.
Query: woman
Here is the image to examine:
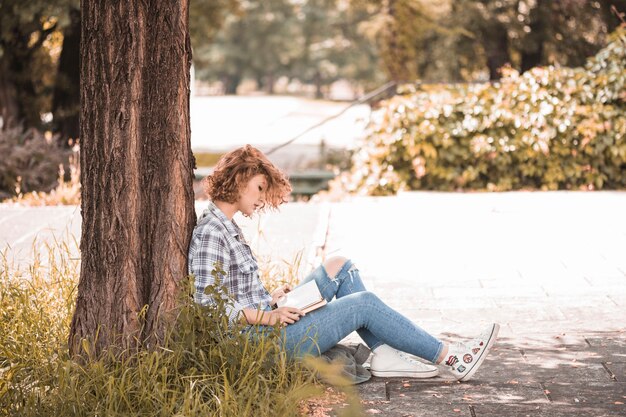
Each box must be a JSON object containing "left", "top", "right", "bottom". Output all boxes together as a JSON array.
[{"left": 188, "top": 145, "right": 499, "bottom": 381}]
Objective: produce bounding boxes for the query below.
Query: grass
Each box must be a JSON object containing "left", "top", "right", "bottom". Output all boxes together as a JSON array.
[
  {"left": 0, "top": 240, "right": 362, "bottom": 416},
  {"left": 194, "top": 152, "right": 224, "bottom": 168}
]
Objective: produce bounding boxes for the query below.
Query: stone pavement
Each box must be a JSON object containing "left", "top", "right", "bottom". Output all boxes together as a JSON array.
[
  {"left": 1, "top": 191, "right": 625, "bottom": 416},
  {"left": 324, "top": 192, "right": 626, "bottom": 417}
]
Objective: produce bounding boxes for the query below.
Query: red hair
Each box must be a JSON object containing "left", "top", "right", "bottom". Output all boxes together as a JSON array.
[{"left": 203, "top": 145, "right": 291, "bottom": 209}]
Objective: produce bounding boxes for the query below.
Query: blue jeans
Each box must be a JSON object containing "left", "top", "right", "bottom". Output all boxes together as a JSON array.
[{"left": 274, "top": 259, "right": 444, "bottom": 363}]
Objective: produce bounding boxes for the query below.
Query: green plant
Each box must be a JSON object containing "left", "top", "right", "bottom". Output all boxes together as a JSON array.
[
  {"left": 0, "top": 239, "right": 361, "bottom": 416},
  {"left": 338, "top": 27, "right": 626, "bottom": 195}
]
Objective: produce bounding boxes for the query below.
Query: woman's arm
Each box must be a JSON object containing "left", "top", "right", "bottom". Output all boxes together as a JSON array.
[
  {"left": 241, "top": 306, "right": 305, "bottom": 326},
  {"left": 269, "top": 283, "right": 292, "bottom": 307}
]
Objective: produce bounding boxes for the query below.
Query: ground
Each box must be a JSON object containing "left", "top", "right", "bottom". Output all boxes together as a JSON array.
[{"left": 2, "top": 191, "right": 625, "bottom": 416}]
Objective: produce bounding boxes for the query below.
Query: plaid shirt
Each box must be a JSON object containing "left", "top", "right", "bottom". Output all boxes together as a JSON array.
[{"left": 188, "top": 201, "right": 272, "bottom": 326}]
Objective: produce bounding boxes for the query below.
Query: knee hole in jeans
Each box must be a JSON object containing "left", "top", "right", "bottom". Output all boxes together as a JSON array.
[{"left": 323, "top": 256, "right": 349, "bottom": 279}]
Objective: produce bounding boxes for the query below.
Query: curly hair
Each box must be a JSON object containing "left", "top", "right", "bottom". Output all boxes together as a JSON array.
[{"left": 203, "top": 145, "right": 292, "bottom": 209}]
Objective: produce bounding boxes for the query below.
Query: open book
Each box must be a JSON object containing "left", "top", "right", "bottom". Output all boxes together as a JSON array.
[{"left": 276, "top": 280, "right": 327, "bottom": 314}]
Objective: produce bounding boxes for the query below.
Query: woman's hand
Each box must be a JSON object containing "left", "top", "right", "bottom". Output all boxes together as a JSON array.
[
  {"left": 269, "top": 306, "right": 304, "bottom": 326},
  {"left": 270, "top": 283, "right": 292, "bottom": 307}
]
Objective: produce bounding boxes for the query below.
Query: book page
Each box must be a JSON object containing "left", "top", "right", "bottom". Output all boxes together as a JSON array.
[{"left": 277, "top": 280, "right": 323, "bottom": 310}]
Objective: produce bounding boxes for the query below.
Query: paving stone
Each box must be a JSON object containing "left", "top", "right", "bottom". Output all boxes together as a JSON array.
[
  {"left": 548, "top": 295, "right": 622, "bottom": 307},
  {"left": 507, "top": 320, "right": 621, "bottom": 335},
  {"left": 541, "top": 382, "right": 626, "bottom": 406},
  {"left": 558, "top": 306, "right": 625, "bottom": 323},
  {"left": 357, "top": 380, "right": 387, "bottom": 401},
  {"left": 385, "top": 381, "right": 549, "bottom": 405},
  {"left": 559, "top": 345, "right": 626, "bottom": 364},
  {"left": 586, "top": 336, "right": 626, "bottom": 349},
  {"left": 481, "top": 359, "right": 614, "bottom": 384},
  {"left": 472, "top": 403, "right": 626, "bottom": 417},
  {"left": 358, "top": 401, "right": 472, "bottom": 417},
  {"left": 607, "top": 294, "right": 626, "bottom": 306},
  {"left": 584, "top": 275, "right": 626, "bottom": 287},
  {"left": 509, "top": 333, "right": 589, "bottom": 348},
  {"left": 604, "top": 362, "right": 626, "bottom": 382},
  {"left": 521, "top": 346, "right": 609, "bottom": 365},
  {"left": 396, "top": 308, "right": 444, "bottom": 322},
  {"left": 372, "top": 284, "right": 438, "bottom": 304},
  {"left": 431, "top": 287, "right": 548, "bottom": 299}
]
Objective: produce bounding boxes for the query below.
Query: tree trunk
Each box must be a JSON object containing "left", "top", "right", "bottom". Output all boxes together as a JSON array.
[
  {"left": 52, "top": 7, "right": 81, "bottom": 147},
  {"left": 382, "top": 0, "right": 411, "bottom": 82},
  {"left": 482, "top": 22, "right": 510, "bottom": 81},
  {"left": 223, "top": 74, "right": 241, "bottom": 94},
  {"left": 0, "top": 60, "right": 20, "bottom": 130},
  {"left": 0, "top": 43, "right": 40, "bottom": 129},
  {"left": 0, "top": 8, "right": 60, "bottom": 131},
  {"left": 255, "top": 74, "right": 265, "bottom": 91},
  {"left": 266, "top": 73, "right": 275, "bottom": 94},
  {"left": 520, "top": 0, "right": 548, "bottom": 73},
  {"left": 314, "top": 71, "right": 323, "bottom": 99},
  {"left": 69, "top": 0, "right": 196, "bottom": 357}
]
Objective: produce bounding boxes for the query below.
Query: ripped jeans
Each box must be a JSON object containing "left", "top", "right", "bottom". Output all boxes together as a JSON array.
[{"left": 278, "top": 259, "right": 444, "bottom": 363}]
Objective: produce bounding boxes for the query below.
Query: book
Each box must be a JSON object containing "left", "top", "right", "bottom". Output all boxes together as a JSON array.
[{"left": 276, "top": 280, "right": 327, "bottom": 314}]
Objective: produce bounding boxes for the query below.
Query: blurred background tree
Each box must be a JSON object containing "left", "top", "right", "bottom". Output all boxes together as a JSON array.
[
  {"left": 0, "top": 0, "right": 234, "bottom": 143},
  {"left": 1, "top": 0, "right": 624, "bottom": 129},
  {"left": 0, "top": 0, "right": 73, "bottom": 135},
  {"left": 448, "top": 0, "right": 626, "bottom": 80}
]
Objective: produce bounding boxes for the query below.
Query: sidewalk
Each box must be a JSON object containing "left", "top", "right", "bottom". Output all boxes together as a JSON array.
[
  {"left": 323, "top": 192, "right": 626, "bottom": 416},
  {"left": 1, "top": 191, "right": 625, "bottom": 416}
]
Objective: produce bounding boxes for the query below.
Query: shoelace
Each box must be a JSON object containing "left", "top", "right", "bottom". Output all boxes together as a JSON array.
[{"left": 397, "top": 351, "right": 420, "bottom": 364}]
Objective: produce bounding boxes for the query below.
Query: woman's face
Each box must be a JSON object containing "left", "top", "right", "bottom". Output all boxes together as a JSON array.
[{"left": 238, "top": 174, "right": 268, "bottom": 217}]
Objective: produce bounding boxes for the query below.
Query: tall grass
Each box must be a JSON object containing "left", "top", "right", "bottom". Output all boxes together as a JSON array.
[{"left": 0, "top": 240, "right": 361, "bottom": 416}]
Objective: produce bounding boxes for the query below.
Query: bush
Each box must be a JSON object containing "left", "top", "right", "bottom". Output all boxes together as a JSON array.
[
  {"left": 0, "top": 242, "right": 359, "bottom": 416},
  {"left": 340, "top": 27, "right": 626, "bottom": 195},
  {"left": 7, "top": 151, "right": 81, "bottom": 206},
  {"left": 0, "top": 129, "right": 73, "bottom": 200}
]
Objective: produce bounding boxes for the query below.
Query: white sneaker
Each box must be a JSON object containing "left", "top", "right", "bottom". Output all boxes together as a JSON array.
[
  {"left": 370, "top": 344, "right": 439, "bottom": 378},
  {"left": 444, "top": 323, "right": 500, "bottom": 382}
]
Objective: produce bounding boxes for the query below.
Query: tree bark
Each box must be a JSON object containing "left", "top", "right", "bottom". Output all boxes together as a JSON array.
[
  {"left": 482, "top": 22, "right": 510, "bottom": 81},
  {"left": 52, "top": 7, "right": 81, "bottom": 147},
  {"left": 69, "top": 0, "right": 196, "bottom": 357}
]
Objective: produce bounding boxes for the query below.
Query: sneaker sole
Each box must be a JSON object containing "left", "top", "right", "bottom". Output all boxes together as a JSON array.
[
  {"left": 370, "top": 368, "right": 439, "bottom": 378},
  {"left": 459, "top": 323, "right": 500, "bottom": 382}
]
